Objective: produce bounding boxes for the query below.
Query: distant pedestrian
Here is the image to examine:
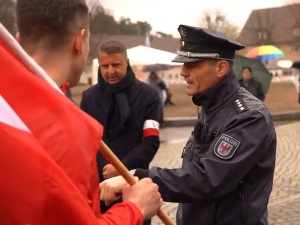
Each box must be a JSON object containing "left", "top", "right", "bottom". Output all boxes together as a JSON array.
[
  {"left": 165, "top": 88, "right": 174, "bottom": 106},
  {"left": 239, "top": 66, "right": 265, "bottom": 101},
  {"left": 147, "top": 72, "right": 167, "bottom": 125}
]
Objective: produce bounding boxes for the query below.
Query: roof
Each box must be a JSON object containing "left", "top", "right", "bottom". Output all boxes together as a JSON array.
[
  {"left": 89, "top": 34, "right": 180, "bottom": 60},
  {"left": 238, "top": 4, "right": 300, "bottom": 46}
]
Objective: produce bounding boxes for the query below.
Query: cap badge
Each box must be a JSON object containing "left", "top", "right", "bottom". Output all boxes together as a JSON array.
[{"left": 179, "top": 26, "right": 187, "bottom": 38}]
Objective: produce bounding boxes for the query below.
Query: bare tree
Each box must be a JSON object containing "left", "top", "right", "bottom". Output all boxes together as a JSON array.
[{"left": 199, "top": 9, "right": 239, "bottom": 40}]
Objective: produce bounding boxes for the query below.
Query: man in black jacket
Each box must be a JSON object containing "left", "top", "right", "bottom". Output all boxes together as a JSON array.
[
  {"left": 100, "top": 25, "right": 277, "bottom": 225},
  {"left": 239, "top": 66, "right": 265, "bottom": 101},
  {"left": 80, "top": 40, "right": 161, "bottom": 225}
]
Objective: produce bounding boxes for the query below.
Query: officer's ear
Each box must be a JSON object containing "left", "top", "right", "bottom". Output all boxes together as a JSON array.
[{"left": 216, "top": 60, "right": 229, "bottom": 78}]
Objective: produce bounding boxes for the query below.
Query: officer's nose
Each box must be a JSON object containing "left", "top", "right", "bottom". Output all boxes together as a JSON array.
[{"left": 180, "top": 64, "right": 189, "bottom": 77}]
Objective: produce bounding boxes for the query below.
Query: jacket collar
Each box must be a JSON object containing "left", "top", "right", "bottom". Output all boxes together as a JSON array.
[{"left": 192, "top": 71, "right": 240, "bottom": 113}]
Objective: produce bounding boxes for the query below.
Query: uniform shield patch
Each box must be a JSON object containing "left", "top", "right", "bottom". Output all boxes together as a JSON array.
[{"left": 214, "top": 134, "right": 241, "bottom": 159}]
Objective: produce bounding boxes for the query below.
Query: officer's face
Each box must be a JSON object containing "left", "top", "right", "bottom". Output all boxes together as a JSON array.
[
  {"left": 180, "top": 59, "right": 225, "bottom": 96},
  {"left": 98, "top": 52, "right": 129, "bottom": 84}
]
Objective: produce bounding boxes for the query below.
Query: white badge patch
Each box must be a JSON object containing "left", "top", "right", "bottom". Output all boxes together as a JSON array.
[
  {"left": 143, "top": 119, "right": 159, "bottom": 130},
  {"left": 214, "top": 134, "right": 241, "bottom": 159}
]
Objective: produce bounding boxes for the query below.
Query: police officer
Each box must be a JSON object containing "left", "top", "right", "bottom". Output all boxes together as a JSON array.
[{"left": 100, "top": 25, "right": 277, "bottom": 225}]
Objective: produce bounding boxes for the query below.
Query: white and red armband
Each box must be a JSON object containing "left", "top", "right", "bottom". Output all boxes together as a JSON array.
[{"left": 142, "top": 119, "right": 159, "bottom": 138}]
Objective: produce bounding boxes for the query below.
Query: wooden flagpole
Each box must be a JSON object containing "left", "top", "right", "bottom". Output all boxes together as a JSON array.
[{"left": 99, "top": 140, "right": 175, "bottom": 225}]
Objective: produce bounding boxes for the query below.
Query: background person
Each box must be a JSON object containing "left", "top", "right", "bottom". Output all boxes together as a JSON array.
[
  {"left": 147, "top": 71, "right": 167, "bottom": 126},
  {"left": 239, "top": 66, "right": 265, "bottom": 101},
  {"left": 80, "top": 40, "right": 161, "bottom": 225}
]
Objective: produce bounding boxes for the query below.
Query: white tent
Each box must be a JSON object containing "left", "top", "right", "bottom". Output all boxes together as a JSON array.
[
  {"left": 89, "top": 45, "right": 180, "bottom": 85},
  {"left": 127, "top": 45, "right": 180, "bottom": 66}
]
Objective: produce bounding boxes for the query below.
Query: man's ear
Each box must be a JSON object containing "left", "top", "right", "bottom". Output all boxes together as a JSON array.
[
  {"left": 73, "top": 29, "right": 86, "bottom": 55},
  {"left": 15, "top": 32, "right": 21, "bottom": 43},
  {"left": 216, "top": 60, "right": 229, "bottom": 78}
]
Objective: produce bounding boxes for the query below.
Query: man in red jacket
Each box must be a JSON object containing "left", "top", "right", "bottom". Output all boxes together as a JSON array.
[{"left": 0, "top": 0, "right": 162, "bottom": 224}]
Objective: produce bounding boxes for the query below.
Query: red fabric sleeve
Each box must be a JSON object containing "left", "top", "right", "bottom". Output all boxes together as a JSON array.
[{"left": 98, "top": 201, "right": 143, "bottom": 225}]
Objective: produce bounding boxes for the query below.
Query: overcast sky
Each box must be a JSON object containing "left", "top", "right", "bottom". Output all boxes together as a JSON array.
[{"left": 87, "top": 0, "right": 284, "bottom": 37}]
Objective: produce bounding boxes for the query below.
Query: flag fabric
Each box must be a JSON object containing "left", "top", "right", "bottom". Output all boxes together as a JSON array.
[
  {"left": 0, "top": 98, "right": 143, "bottom": 225},
  {"left": 0, "top": 24, "right": 144, "bottom": 225},
  {"left": 145, "top": 31, "right": 151, "bottom": 47},
  {"left": 0, "top": 122, "right": 99, "bottom": 225}
]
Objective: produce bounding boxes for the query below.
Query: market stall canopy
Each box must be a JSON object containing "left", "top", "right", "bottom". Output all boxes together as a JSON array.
[
  {"left": 277, "top": 60, "right": 293, "bottom": 68},
  {"left": 233, "top": 55, "right": 272, "bottom": 94},
  {"left": 127, "top": 45, "right": 180, "bottom": 66}
]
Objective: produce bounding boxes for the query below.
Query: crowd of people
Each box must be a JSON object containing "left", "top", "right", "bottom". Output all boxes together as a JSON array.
[{"left": 0, "top": 0, "right": 277, "bottom": 225}]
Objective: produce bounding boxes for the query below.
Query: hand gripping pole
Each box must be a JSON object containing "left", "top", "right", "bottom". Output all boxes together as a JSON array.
[{"left": 99, "top": 140, "right": 175, "bottom": 225}]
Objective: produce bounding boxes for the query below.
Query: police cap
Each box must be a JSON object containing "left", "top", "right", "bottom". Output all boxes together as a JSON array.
[{"left": 172, "top": 24, "right": 245, "bottom": 63}]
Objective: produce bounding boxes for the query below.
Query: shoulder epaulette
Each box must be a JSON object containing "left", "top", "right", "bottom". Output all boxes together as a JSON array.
[{"left": 233, "top": 97, "right": 249, "bottom": 113}]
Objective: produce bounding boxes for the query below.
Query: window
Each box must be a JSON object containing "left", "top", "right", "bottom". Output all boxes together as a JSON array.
[{"left": 258, "top": 32, "right": 268, "bottom": 40}]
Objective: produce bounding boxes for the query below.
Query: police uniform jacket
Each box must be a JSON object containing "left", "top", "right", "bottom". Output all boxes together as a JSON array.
[
  {"left": 135, "top": 71, "right": 276, "bottom": 225},
  {"left": 80, "top": 78, "right": 161, "bottom": 180}
]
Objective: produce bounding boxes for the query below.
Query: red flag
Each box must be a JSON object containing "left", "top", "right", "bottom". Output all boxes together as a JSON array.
[
  {"left": 0, "top": 24, "right": 103, "bottom": 215},
  {"left": 0, "top": 121, "right": 100, "bottom": 225}
]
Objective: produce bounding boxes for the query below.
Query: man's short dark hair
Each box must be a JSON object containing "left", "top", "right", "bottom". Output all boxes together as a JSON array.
[
  {"left": 207, "top": 58, "right": 233, "bottom": 72},
  {"left": 98, "top": 40, "right": 127, "bottom": 57},
  {"left": 242, "top": 66, "right": 252, "bottom": 73},
  {"left": 16, "top": 0, "right": 89, "bottom": 50}
]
